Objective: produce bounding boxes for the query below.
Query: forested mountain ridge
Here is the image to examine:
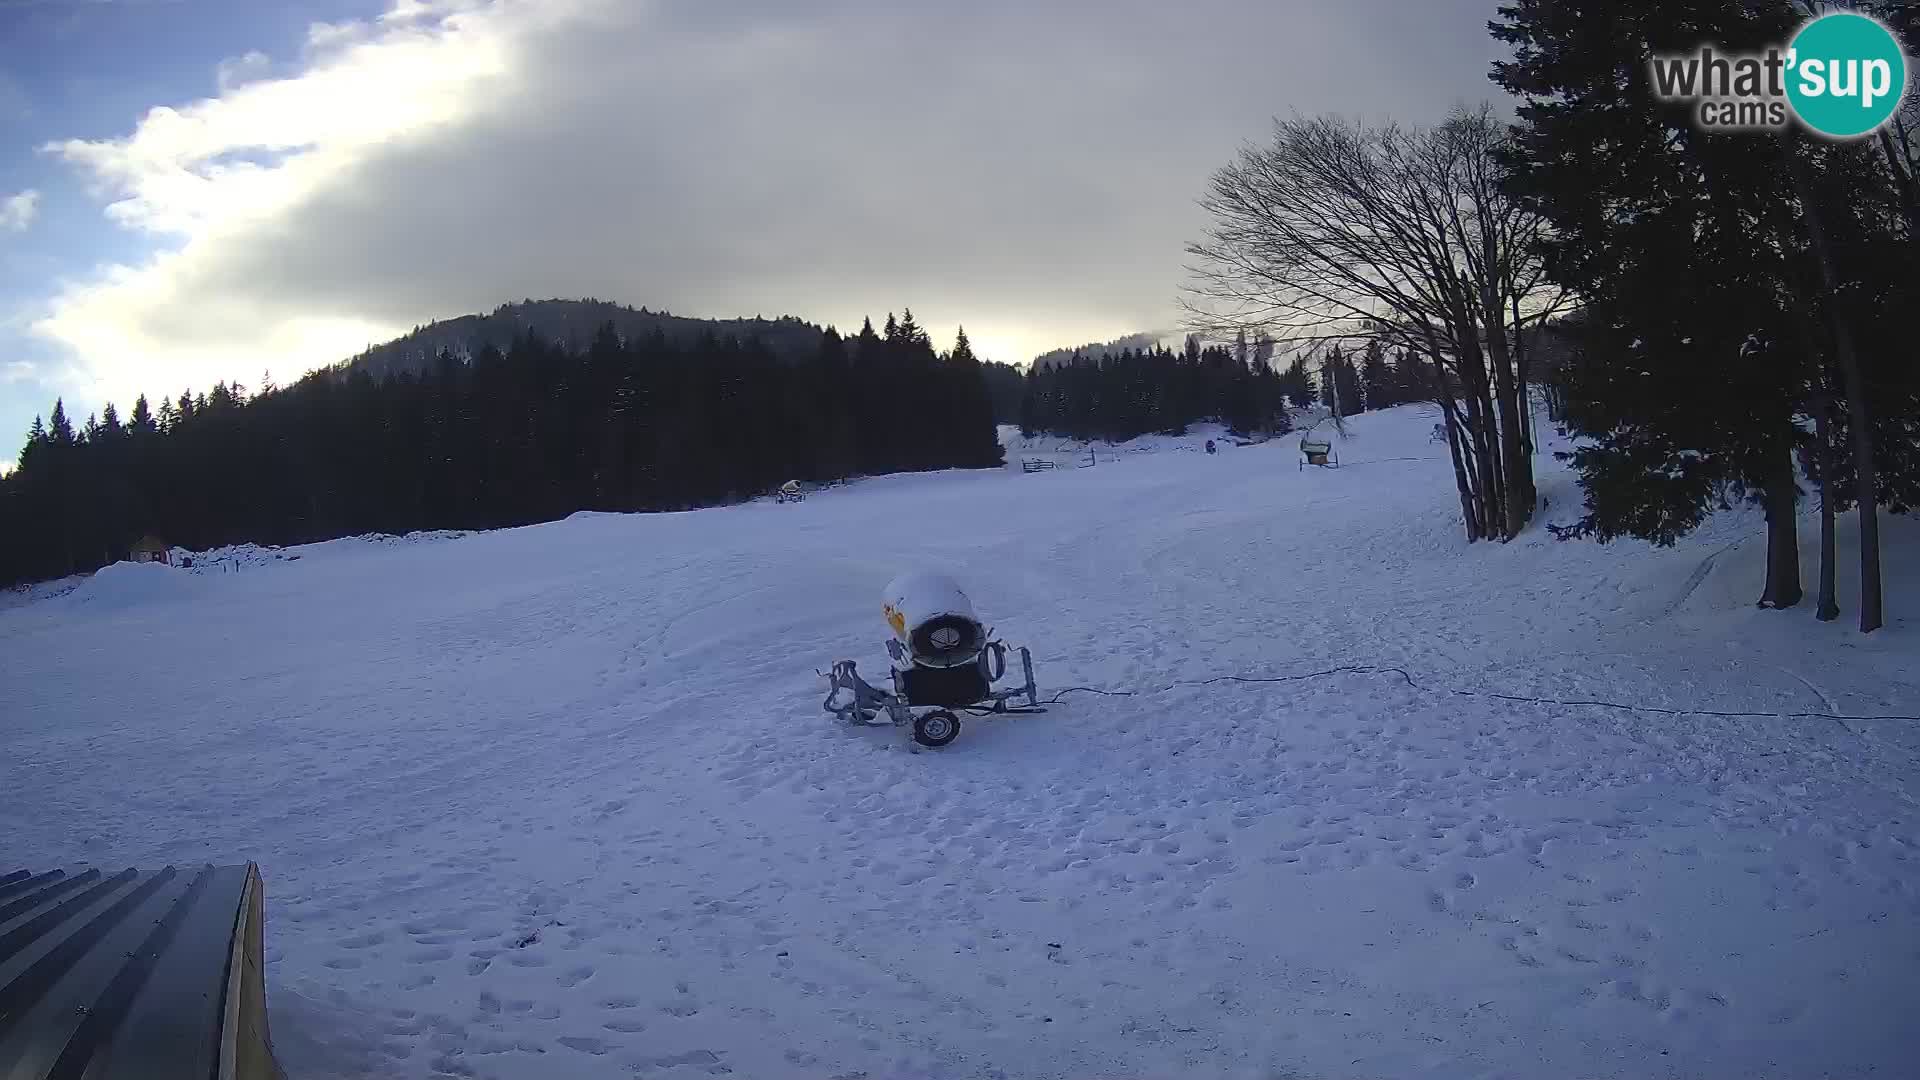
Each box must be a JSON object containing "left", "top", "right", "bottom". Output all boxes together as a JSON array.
[
  {"left": 1029, "top": 332, "right": 1166, "bottom": 372},
  {"left": 340, "top": 299, "right": 829, "bottom": 381},
  {"left": 2, "top": 311, "right": 1005, "bottom": 586},
  {"left": 341, "top": 297, "right": 1028, "bottom": 423}
]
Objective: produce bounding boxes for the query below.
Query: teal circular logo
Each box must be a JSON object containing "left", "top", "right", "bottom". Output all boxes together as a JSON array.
[{"left": 1787, "top": 13, "right": 1908, "bottom": 138}]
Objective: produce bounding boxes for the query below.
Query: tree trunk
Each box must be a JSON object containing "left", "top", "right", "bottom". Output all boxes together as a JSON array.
[
  {"left": 1490, "top": 345, "right": 1531, "bottom": 535},
  {"left": 1421, "top": 340, "right": 1482, "bottom": 541},
  {"left": 1518, "top": 366, "right": 1533, "bottom": 453},
  {"left": 1793, "top": 150, "right": 1883, "bottom": 632},
  {"left": 1790, "top": 293, "right": 1840, "bottom": 623},
  {"left": 1514, "top": 305, "right": 1536, "bottom": 459},
  {"left": 1812, "top": 383, "right": 1840, "bottom": 622},
  {"left": 1513, "top": 296, "right": 1539, "bottom": 449},
  {"left": 1459, "top": 353, "right": 1505, "bottom": 539},
  {"left": 1876, "top": 126, "right": 1920, "bottom": 238},
  {"left": 1443, "top": 407, "right": 1480, "bottom": 540},
  {"left": 1835, "top": 323, "right": 1882, "bottom": 633},
  {"left": 1758, "top": 439, "right": 1802, "bottom": 609},
  {"left": 1482, "top": 285, "right": 1533, "bottom": 538}
]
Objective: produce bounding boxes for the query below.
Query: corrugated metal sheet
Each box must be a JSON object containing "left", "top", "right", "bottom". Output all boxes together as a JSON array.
[{"left": 0, "top": 864, "right": 276, "bottom": 1080}]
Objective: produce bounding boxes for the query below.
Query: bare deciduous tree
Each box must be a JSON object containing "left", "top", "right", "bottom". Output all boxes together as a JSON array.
[{"left": 1185, "top": 105, "right": 1567, "bottom": 541}]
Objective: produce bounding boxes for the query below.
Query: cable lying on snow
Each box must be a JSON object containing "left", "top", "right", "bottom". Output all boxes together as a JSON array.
[{"left": 1038, "top": 664, "right": 1919, "bottom": 724}]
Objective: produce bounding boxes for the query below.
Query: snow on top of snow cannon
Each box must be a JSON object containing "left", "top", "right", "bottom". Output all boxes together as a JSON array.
[{"left": 882, "top": 571, "right": 986, "bottom": 669}]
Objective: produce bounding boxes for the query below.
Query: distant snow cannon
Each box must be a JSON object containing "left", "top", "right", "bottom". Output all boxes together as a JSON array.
[{"left": 822, "top": 571, "right": 1040, "bottom": 747}]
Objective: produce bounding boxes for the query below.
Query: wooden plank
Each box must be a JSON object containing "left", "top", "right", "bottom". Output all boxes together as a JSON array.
[{"left": 217, "top": 865, "right": 280, "bottom": 1080}]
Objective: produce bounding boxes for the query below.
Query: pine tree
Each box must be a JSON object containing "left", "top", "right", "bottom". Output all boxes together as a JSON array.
[
  {"left": 946, "top": 327, "right": 1004, "bottom": 466},
  {"left": 898, "top": 308, "right": 928, "bottom": 348},
  {"left": 807, "top": 328, "right": 859, "bottom": 480},
  {"left": 1282, "top": 357, "right": 1315, "bottom": 409},
  {"left": 1494, "top": 0, "right": 1822, "bottom": 610},
  {"left": 980, "top": 361, "right": 1026, "bottom": 424},
  {"left": 1390, "top": 348, "right": 1426, "bottom": 406},
  {"left": 49, "top": 400, "right": 74, "bottom": 446},
  {"left": 19, "top": 416, "right": 46, "bottom": 471},
  {"left": 1320, "top": 347, "right": 1361, "bottom": 418},
  {"left": 1360, "top": 340, "right": 1393, "bottom": 411}
]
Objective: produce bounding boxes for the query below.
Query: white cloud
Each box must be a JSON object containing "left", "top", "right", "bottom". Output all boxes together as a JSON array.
[
  {"left": 33, "top": 0, "right": 547, "bottom": 400},
  {"left": 215, "top": 50, "right": 272, "bottom": 94},
  {"left": 46, "top": 4, "right": 522, "bottom": 237},
  {"left": 0, "top": 190, "right": 38, "bottom": 231},
  {"left": 30, "top": 0, "right": 1504, "bottom": 412}
]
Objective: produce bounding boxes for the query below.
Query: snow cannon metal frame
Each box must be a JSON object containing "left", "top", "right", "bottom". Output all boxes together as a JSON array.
[{"left": 821, "top": 572, "right": 1040, "bottom": 747}]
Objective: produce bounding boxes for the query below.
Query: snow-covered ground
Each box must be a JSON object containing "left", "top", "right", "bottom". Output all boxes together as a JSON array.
[{"left": 4, "top": 404, "right": 1917, "bottom": 1079}]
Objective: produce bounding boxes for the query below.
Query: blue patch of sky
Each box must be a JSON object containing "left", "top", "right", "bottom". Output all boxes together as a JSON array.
[{"left": 0, "top": 0, "right": 388, "bottom": 460}]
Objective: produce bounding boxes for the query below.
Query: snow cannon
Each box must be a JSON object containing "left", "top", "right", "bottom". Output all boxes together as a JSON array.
[
  {"left": 882, "top": 571, "right": 986, "bottom": 669},
  {"left": 821, "top": 571, "right": 1041, "bottom": 747}
]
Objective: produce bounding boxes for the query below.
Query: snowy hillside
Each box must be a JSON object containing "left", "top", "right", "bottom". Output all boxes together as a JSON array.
[{"left": 4, "top": 404, "right": 1916, "bottom": 1079}]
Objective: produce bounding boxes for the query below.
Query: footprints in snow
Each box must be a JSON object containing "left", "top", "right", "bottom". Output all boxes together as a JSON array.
[
  {"left": 356, "top": 934, "right": 728, "bottom": 1071},
  {"left": 1419, "top": 854, "right": 1750, "bottom": 1023},
  {"left": 312, "top": 889, "right": 741, "bottom": 1068}
]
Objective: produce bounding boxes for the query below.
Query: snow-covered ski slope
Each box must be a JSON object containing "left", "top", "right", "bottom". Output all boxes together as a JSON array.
[{"left": 4, "top": 405, "right": 1917, "bottom": 1080}]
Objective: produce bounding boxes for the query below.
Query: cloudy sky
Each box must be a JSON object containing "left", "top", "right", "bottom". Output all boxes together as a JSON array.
[{"left": 0, "top": 0, "right": 1505, "bottom": 466}]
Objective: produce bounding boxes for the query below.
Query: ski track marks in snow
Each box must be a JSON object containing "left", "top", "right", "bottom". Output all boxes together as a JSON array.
[{"left": 4, "top": 406, "right": 1918, "bottom": 1079}]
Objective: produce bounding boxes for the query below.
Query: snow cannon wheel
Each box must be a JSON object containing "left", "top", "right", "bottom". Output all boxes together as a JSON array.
[{"left": 913, "top": 710, "right": 962, "bottom": 748}]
